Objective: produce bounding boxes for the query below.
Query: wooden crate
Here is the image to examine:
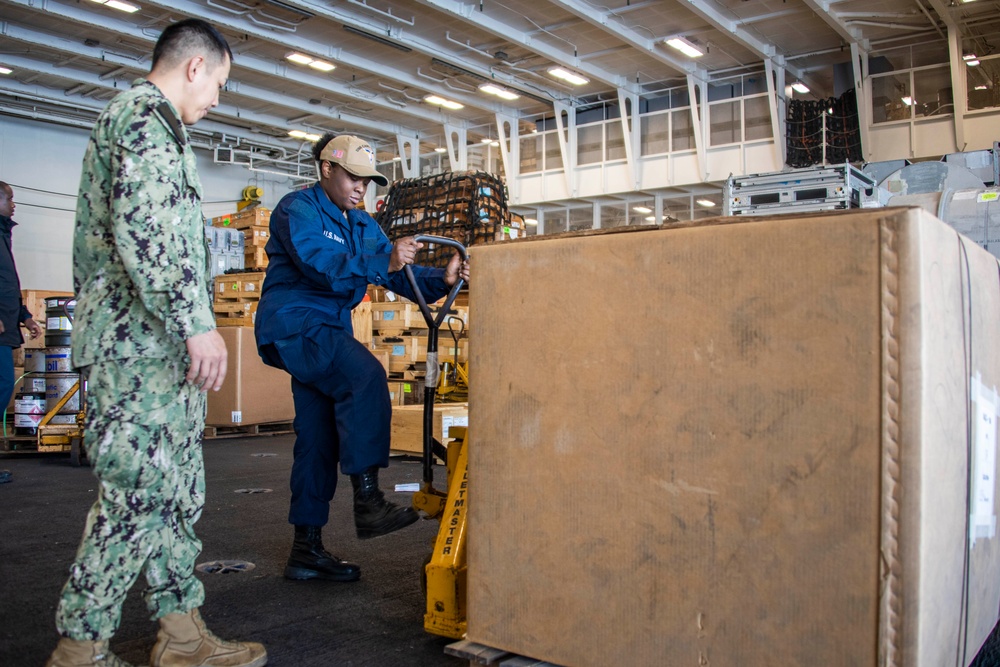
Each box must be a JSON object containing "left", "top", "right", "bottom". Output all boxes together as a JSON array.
[
  {"left": 244, "top": 246, "right": 268, "bottom": 270},
  {"left": 214, "top": 273, "right": 264, "bottom": 301},
  {"left": 352, "top": 299, "right": 372, "bottom": 346},
  {"left": 214, "top": 300, "right": 257, "bottom": 327},
  {"left": 211, "top": 207, "right": 271, "bottom": 230},
  {"left": 243, "top": 225, "right": 270, "bottom": 248},
  {"left": 390, "top": 402, "right": 468, "bottom": 453},
  {"left": 372, "top": 302, "right": 428, "bottom": 333}
]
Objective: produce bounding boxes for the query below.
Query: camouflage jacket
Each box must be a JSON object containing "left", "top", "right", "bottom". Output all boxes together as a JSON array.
[{"left": 72, "top": 78, "right": 215, "bottom": 366}]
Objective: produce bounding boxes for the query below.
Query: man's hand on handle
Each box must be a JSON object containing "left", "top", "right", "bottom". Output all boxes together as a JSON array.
[
  {"left": 444, "top": 252, "right": 470, "bottom": 287},
  {"left": 186, "top": 329, "right": 228, "bottom": 392}
]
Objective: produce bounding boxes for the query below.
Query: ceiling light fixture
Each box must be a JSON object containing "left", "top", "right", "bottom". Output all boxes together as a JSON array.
[
  {"left": 901, "top": 96, "right": 913, "bottom": 106},
  {"left": 963, "top": 53, "right": 978, "bottom": 61},
  {"left": 480, "top": 138, "right": 493, "bottom": 144},
  {"left": 524, "top": 218, "right": 538, "bottom": 226},
  {"left": 342, "top": 25, "right": 413, "bottom": 53},
  {"left": 434, "top": 147, "right": 447, "bottom": 153},
  {"left": 966, "top": 58, "right": 981, "bottom": 66},
  {"left": 479, "top": 83, "right": 520, "bottom": 100},
  {"left": 0, "top": 66, "right": 11, "bottom": 75},
  {"left": 288, "top": 130, "right": 322, "bottom": 142},
  {"left": 975, "top": 85, "right": 988, "bottom": 90},
  {"left": 89, "top": 0, "right": 140, "bottom": 12},
  {"left": 547, "top": 67, "right": 589, "bottom": 86},
  {"left": 489, "top": 140, "right": 500, "bottom": 147},
  {"left": 286, "top": 52, "right": 335, "bottom": 72},
  {"left": 696, "top": 198, "right": 715, "bottom": 207},
  {"left": 666, "top": 37, "right": 704, "bottom": 59},
  {"left": 424, "top": 94, "right": 464, "bottom": 110},
  {"left": 791, "top": 82, "right": 810, "bottom": 94},
  {"left": 632, "top": 206, "right": 652, "bottom": 214}
]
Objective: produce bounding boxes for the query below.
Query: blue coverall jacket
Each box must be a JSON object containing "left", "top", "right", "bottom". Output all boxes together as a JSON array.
[{"left": 255, "top": 183, "right": 449, "bottom": 527}]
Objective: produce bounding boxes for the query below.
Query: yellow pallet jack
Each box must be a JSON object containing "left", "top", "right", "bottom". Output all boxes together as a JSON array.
[
  {"left": 37, "top": 379, "right": 87, "bottom": 466},
  {"left": 401, "top": 235, "right": 470, "bottom": 639}
]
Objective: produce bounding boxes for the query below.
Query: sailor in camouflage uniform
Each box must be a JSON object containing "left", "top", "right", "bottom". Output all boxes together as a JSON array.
[{"left": 47, "top": 19, "right": 266, "bottom": 667}]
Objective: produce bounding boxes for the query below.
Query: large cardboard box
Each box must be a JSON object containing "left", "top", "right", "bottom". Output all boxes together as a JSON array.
[
  {"left": 468, "top": 208, "right": 1000, "bottom": 667},
  {"left": 206, "top": 326, "right": 294, "bottom": 426}
]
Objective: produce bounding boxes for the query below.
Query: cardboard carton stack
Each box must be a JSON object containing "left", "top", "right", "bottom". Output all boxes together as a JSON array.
[
  {"left": 375, "top": 171, "right": 524, "bottom": 269},
  {"left": 468, "top": 207, "right": 1000, "bottom": 667}
]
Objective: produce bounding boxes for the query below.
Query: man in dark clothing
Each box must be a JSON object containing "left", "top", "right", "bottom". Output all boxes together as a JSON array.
[
  {"left": 0, "top": 182, "right": 43, "bottom": 407},
  {"left": 255, "top": 133, "right": 469, "bottom": 583}
]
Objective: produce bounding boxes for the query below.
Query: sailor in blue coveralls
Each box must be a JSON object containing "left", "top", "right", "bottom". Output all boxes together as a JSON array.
[{"left": 255, "top": 134, "right": 470, "bottom": 582}]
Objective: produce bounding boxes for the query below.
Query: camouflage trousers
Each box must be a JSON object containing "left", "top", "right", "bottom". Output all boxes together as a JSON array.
[{"left": 55, "top": 357, "right": 208, "bottom": 640}]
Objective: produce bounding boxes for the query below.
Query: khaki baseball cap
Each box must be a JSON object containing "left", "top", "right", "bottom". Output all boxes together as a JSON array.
[{"left": 319, "top": 135, "right": 389, "bottom": 186}]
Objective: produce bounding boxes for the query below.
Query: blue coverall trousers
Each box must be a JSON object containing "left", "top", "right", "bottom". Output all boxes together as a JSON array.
[{"left": 263, "top": 324, "right": 392, "bottom": 528}]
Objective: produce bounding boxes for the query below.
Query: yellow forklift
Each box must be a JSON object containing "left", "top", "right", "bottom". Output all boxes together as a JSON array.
[{"left": 400, "top": 235, "right": 471, "bottom": 639}]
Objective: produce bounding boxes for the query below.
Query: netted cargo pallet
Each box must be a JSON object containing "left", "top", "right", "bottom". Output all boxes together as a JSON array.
[{"left": 375, "top": 171, "right": 524, "bottom": 268}]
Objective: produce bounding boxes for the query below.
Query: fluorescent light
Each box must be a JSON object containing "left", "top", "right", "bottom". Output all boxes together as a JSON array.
[
  {"left": 632, "top": 206, "right": 652, "bottom": 214},
  {"left": 666, "top": 37, "right": 703, "bottom": 59},
  {"left": 975, "top": 85, "right": 988, "bottom": 90},
  {"left": 524, "top": 218, "right": 538, "bottom": 226},
  {"left": 479, "top": 84, "right": 520, "bottom": 100},
  {"left": 89, "top": 0, "right": 140, "bottom": 12},
  {"left": 0, "top": 67, "right": 11, "bottom": 75},
  {"left": 644, "top": 216, "right": 656, "bottom": 222},
  {"left": 966, "top": 59, "right": 981, "bottom": 67},
  {"left": 434, "top": 147, "right": 447, "bottom": 153},
  {"left": 902, "top": 96, "right": 913, "bottom": 106},
  {"left": 424, "top": 94, "right": 464, "bottom": 110},
  {"left": 963, "top": 53, "right": 978, "bottom": 61},
  {"left": 548, "top": 67, "right": 589, "bottom": 86},
  {"left": 480, "top": 138, "right": 493, "bottom": 144},
  {"left": 288, "top": 130, "right": 322, "bottom": 142},
  {"left": 489, "top": 140, "right": 500, "bottom": 147},
  {"left": 696, "top": 198, "right": 715, "bottom": 207},
  {"left": 286, "top": 52, "right": 335, "bottom": 71},
  {"left": 791, "top": 82, "right": 810, "bottom": 94}
]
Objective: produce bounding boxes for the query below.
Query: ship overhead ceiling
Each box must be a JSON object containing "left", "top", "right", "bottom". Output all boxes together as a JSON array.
[{"left": 0, "top": 0, "right": 997, "bottom": 161}]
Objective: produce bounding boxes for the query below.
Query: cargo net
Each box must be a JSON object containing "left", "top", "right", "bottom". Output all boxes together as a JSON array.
[
  {"left": 376, "top": 171, "right": 511, "bottom": 268},
  {"left": 786, "top": 87, "right": 863, "bottom": 168}
]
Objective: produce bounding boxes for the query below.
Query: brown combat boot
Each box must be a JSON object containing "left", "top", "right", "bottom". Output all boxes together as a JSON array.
[
  {"left": 45, "top": 638, "right": 134, "bottom": 667},
  {"left": 149, "top": 609, "right": 267, "bottom": 667}
]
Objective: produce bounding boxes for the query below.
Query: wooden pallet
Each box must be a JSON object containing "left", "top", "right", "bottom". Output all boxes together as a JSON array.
[
  {"left": 203, "top": 421, "right": 294, "bottom": 439},
  {"left": 0, "top": 434, "right": 41, "bottom": 453},
  {"left": 445, "top": 640, "right": 561, "bottom": 667}
]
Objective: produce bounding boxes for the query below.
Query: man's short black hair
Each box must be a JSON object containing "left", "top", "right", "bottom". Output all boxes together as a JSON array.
[
  {"left": 152, "top": 19, "right": 233, "bottom": 72},
  {"left": 313, "top": 133, "right": 338, "bottom": 164}
]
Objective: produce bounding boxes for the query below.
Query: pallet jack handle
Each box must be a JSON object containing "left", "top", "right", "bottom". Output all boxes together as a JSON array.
[{"left": 402, "top": 236, "right": 468, "bottom": 486}]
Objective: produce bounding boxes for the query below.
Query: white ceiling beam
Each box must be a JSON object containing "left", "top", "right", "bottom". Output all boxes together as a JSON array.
[
  {"left": 258, "top": 0, "right": 570, "bottom": 107},
  {"left": 133, "top": 0, "right": 512, "bottom": 116},
  {"left": 550, "top": 0, "right": 703, "bottom": 78},
  {"left": 411, "top": 0, "right": 634, "bottom": 92},
  {"left": 798, "top": 0, "right": 868, "bottom": 45},
  {"left": 0, "top": 52, "right": 402, "bottom": 145},
  {"left": 1, "top": 0, "right": 493, "bottom": 124}
]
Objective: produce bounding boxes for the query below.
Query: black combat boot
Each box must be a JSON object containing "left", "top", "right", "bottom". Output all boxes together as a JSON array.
[
  {"left": 350, "top": 466, "right": 419, "bottom": 539},
  {"left": 284, "top": 526, "right": 361, "bottom": 582}
]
